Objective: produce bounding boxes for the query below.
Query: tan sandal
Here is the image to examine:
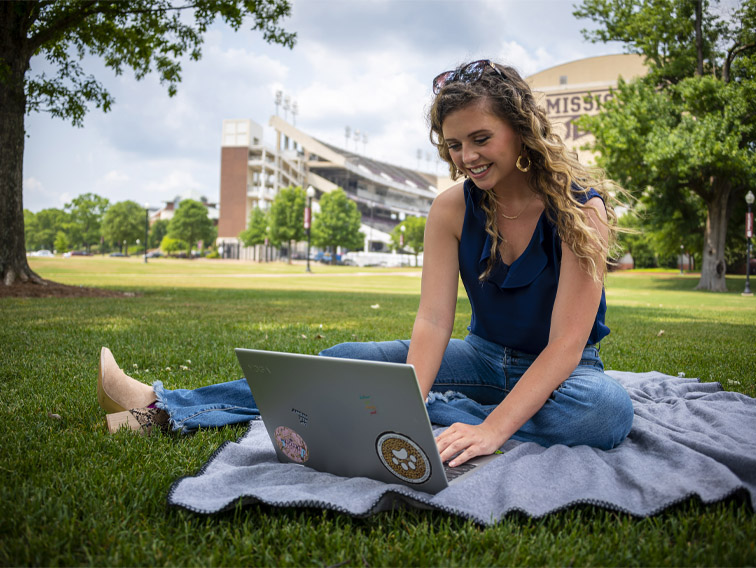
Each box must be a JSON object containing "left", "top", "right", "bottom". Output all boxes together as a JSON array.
[
  {"left": 106, "top": 407, "right": 170, "bottom": 435},
  {"left": 97, "top": 347, "right": 157, "bottom": 413}
]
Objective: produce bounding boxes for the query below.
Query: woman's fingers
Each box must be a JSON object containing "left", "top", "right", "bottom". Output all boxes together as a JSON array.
[{"left": 435, "top": 422, "right": 500, "bottom": 467}]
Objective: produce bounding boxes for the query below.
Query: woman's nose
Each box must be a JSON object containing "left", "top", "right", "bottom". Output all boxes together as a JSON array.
[{"left": 462, "top": 145, "right": 479, "bottom": 164}]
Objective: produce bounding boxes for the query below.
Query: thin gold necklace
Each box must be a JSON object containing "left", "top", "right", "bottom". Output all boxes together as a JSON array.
[{"left": 499, "top": 192, "right": 535, "bottom": 220}]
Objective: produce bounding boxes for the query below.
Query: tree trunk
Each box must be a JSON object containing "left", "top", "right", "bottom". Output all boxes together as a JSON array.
[
  {"left": 695, "top": 178, "right": 731, "bottom": 292},
  {"left": 0, "top": 4, "right": 43, "bottom": 286},
  {"left": 695, "top": 0, "right": 703, "bottom": 77}
]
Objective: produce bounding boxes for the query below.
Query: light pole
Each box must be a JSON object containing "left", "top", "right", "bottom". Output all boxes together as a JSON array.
[
  {"left": 680, "top": 244, "right": 684, "bottom": 275},
  {"left": 744, "top": 190, "right": 754, "bottom": 296},
  {"left": 144, "top": 204, "right": 149, "bottom": 263},
  {"left": 305, "top": 186, "right": 315, "bottom": 273}
]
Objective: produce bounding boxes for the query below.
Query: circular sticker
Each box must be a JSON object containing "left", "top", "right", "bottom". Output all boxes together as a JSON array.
[
  {"left": 376, "top": 432, "right": 431, "bottom": 484},
  {"left": 274, "top": 426, "right": 309, "bottom": 463}
]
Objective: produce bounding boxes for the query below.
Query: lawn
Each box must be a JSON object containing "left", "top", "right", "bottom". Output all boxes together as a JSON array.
[{"left": 2, "top": 257, "right": 755, "bottom": 566}]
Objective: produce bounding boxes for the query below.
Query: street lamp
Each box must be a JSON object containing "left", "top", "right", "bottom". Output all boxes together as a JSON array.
[
  {"left": 305, "top": 186, "right": 315, "bottom": 273},
  {"left": 744, "top": 190, "right": 754, "bottom": 296},
  {"left": 144, "top": 203, "right": 149, "bottom": 264}
]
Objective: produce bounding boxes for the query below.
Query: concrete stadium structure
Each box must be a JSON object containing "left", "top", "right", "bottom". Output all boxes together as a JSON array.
[
  {"left": 217, "top": 116, "right": 443, "bottom": 259},
  {"left": 216, "top": 54, "right": 646, "bottom": 260},
  {"left": 527, "top": 53, "right": 647, "bottom": 162}
]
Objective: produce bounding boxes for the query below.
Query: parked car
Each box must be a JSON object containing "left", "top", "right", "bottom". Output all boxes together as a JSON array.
[
  {"left": 31, "top": 250, "right": 54, "bottom": 257},
  {"left": 109, "top": 252, "right": 128, "bottom": 257},
  {"left": 71, "top": 250, "right": 92, "bottom": 256},
  {"left": 314, "top": 251, "right": 342, "bottom": 264},
  {"left": 146, "top": 251, "right": 163, "bottom": 258}
]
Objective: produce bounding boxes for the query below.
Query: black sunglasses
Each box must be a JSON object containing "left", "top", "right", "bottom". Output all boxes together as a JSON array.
[{"left": 432, "top": 59, "right": 506, "bottom": 94}]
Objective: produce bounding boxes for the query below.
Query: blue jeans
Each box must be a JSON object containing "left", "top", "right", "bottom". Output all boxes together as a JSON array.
[{"left": 155, "top": 334, "right": 633, "bottom": 449}]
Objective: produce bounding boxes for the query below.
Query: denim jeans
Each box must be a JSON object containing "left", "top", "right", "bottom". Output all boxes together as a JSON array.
[{"left": 156, "top": 334, "right": 634, "bottom": 449}]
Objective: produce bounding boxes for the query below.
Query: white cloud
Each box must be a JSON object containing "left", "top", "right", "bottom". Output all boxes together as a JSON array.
[
  {"left": 144, "top": 169, "right": 206, "bottom": 197},
  {"left": 101, "top": 170, "right": 130, "bottom": 184},
  {"left": 22, "top": 1, "right": 623, "bottom": 212},
  {"left": 496, "top": 41, "right": 559, "bottom": 77},
  {"left": 23, "top": 177, "right": 71, "bottom": 211},
  {"left": 23, "top": 177, "right": 44, "bottom": 192}
]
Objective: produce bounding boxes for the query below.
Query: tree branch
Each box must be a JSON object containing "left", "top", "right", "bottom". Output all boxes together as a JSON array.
[
  {"left": 27, "top": 1, "right": 109, "bottom": 55},
  {"left": 27, "top": 1, "right": 205, "bottom": 55},
  {"left": 722, "top": 40, "right": 756, "bottom": 83}
]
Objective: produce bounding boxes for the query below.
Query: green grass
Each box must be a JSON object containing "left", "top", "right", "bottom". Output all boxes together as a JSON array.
[{"left": 2, "top": 258, "right": 755, "bottom": 566}]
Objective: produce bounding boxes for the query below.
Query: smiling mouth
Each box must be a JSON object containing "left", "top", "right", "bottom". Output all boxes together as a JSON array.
[{"left": 468, "top": 164, "right": 490, "bottom": 176}]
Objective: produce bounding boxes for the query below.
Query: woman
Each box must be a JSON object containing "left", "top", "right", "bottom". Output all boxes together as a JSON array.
[{"left": 99, "top": 60, "right": 634, "bottom": 465}]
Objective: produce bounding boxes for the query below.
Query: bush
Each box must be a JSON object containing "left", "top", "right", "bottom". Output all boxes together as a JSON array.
[{"left": 160, "top": 236, "right": 188, "bottom": 255}]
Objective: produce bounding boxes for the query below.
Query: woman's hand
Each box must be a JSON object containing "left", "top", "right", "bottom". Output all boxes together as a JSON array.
[{"left": 435, "top": 421, "right": 504, "bottom": 467}]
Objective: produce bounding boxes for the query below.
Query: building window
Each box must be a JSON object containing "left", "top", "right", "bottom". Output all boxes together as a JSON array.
[{"left": 559, "top": 75, "right": 568, "bottom": 85}]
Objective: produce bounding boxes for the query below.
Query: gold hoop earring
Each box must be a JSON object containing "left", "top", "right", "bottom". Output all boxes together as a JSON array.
[{"left": 516, "top": 153, "right": 531, "bottom": 173}]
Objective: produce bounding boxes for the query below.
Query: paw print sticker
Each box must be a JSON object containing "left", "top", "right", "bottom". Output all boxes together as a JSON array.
[
  {"left": 376, "top": 432, "right": 430, "bottom": 484},
  {"left": 274, "top": 426, "right": 309, "bottom": 463}
]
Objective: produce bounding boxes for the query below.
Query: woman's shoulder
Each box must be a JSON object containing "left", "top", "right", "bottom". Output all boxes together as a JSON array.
[
  {"left": 431, "top": 181, "right": 466, "bottom": 212},
  {"left": 570, "top": 182, "right": 603, "bottom": 204},
  {"left": 428, "top": 181, "right": 466, "bottom": 237}
]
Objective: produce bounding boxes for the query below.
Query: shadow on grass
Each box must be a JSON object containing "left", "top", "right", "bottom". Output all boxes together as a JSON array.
[{"left": 610, "top": 273, "right": 752, "bottom": 293}]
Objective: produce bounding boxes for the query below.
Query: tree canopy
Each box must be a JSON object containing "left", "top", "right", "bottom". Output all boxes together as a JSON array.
[
  {"left": 24, "top": 208, "right": 70, "bottom": 251},
  {"left": 575, "top": 0, "right": 756, "bottom": 291},
  {"left": 149, "top": 219, "right": 169, "bottom": 249},
  {"left": 311, "top": 188, "right": 364, "bottom": 260},
  {"left": 1, "top": 0, "right": 295, "bottom": 286},
  {"left": 269, "top": 185, "right": 305, "bottom": 262},
  {"left": 167, "top": 199, "right": 215, "bottom": 254},
  {"left": 239, "top": 207, "right": 269, "bottom": 247},
  {"left": 64, "top": 192, "right": 110, "bottom": 252},
  {"left": 390, "top": 216, "right": 426, "bottom": 261},
  {"left": 101, "top": 200, "right": 145, "bottom": 251}
]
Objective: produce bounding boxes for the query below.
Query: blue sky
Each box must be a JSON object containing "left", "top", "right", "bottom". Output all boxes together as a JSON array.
[{"left": 22, "top": 0, "right": 624, "bottom": 213}]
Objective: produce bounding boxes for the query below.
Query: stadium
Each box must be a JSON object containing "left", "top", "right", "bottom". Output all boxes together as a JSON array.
[{"left": 215, "top": 54, "right": 646, "bottom": 261}]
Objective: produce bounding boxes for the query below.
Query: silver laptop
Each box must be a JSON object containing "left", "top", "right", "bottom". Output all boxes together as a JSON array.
[{"left": 235, "top": 348, "right": 499, "bottom": 494}]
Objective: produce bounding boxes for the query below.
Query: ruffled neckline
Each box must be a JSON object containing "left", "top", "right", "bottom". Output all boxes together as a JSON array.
[{"left": 467, "top": 181, "right": 550, "bottom": 289}]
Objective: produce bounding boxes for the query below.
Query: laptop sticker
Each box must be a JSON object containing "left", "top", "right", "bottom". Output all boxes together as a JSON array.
[
  {"left": 274, "top": 426, "right": 309, "bottom": 463},
  {"left": 376, "top": 432, "right": 431, "bottom": 484}
]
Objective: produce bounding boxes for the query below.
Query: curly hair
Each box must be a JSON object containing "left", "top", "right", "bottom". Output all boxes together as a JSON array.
[{"left": 428, "top": 61, "right": 628, "bottom": 282}]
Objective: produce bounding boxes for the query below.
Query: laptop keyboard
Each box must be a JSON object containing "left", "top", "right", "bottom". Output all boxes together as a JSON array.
[{"left": 443, "top": 461, "right": 478, "bottom": 482}]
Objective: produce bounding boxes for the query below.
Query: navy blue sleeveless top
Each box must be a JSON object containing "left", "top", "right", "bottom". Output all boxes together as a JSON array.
[{"left": 458, "top": 179, "right": 609, "bottom": 355}]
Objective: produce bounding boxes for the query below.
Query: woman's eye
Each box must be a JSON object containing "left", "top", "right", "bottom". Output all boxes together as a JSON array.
[
  {"left": 447, "top": 143, "right": 461, "bottom": 152},
  {"left": 475, "top": 137, "right": 489, "bottom": 145}
]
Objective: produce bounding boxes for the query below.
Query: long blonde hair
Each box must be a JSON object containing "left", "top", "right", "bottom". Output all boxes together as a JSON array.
[{"left": 428, "top": 61, "right": 627, "bottom": 282}]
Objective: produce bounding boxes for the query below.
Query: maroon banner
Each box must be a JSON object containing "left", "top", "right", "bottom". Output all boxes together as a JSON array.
[
  {"left": 747, "top": 212, "right": 753, "bottom": 238},
  {"left": 304, "top": 207, "right": 311, "bottom": 230}
]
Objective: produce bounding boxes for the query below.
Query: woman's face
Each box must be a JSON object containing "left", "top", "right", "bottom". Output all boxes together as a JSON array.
[{"left": 441, "top": 99, "right": 524, "bottom": 193}]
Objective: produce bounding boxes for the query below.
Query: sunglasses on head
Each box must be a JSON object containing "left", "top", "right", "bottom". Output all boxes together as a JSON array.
[{"left": 432, "top": 59, "right": 506, "bottom": 94}]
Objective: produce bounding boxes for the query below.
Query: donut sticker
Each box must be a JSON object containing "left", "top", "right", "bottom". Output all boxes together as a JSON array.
[
  {"left": 376, "top": 432, "right": 431, "bottom": 484},
  {"left": 274, "top": 426, "right": 309, "bottom": 463}
]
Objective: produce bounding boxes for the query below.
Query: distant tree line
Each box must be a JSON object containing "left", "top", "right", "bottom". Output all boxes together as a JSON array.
[
  {"left": 240, "top": 186, "right": 366, "bottom": 263},
  {"left": 24, "top": 193, "right": 216, "bottom": 256}
]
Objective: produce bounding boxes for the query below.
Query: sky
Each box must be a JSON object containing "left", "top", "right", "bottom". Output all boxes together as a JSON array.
[{"left": 22, "top": 0, "right": 625, "bottom": 213}]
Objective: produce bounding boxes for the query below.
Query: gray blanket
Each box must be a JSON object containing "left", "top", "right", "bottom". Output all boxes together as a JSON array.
[{"left": 167, "top": 371, "right": 756, "bottom": 524}]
